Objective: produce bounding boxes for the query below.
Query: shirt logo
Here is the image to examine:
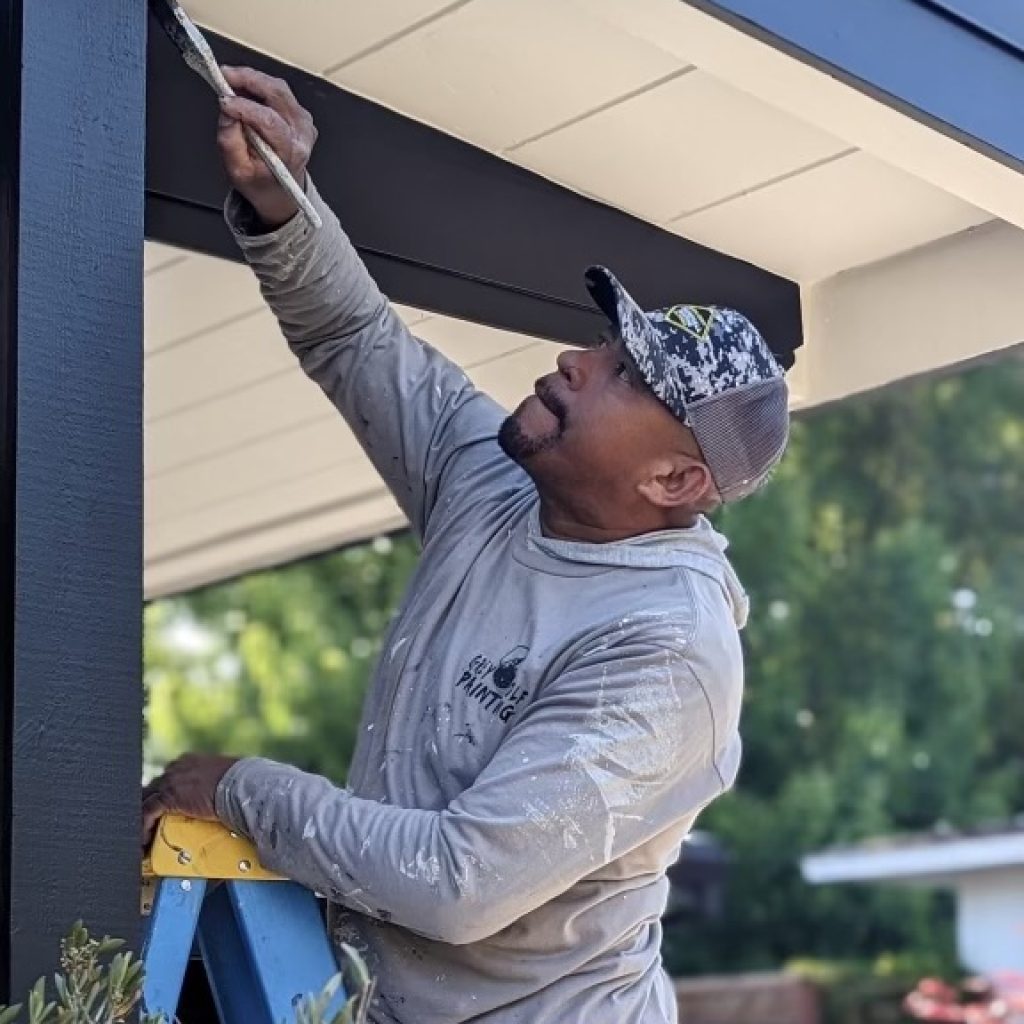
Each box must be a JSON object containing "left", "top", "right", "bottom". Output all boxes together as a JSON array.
[
  {"left": 454, "top": 646, "right": 531, "bottom": 723},
  {"left": 492, "top": 645, "right": 529, "bottom": 688}
]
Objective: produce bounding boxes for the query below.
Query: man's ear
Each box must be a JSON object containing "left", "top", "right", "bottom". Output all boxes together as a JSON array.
[{"left": 637, "top": 455, "right": 717, "bottom": 510}]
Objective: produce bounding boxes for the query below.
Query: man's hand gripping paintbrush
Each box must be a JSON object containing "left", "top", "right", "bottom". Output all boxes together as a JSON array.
[{"left": 217, "top": 66, "right": 319, "bottom": 231}]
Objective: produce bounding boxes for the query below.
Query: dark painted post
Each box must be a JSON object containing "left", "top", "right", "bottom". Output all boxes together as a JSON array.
[{"left": 0, "top": 0, "right": 145, "bottom": 999}]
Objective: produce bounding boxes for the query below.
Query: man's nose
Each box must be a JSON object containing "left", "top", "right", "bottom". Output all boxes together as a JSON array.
[{"left": 556, "top": 348, "right": 588, "bottom": 390}]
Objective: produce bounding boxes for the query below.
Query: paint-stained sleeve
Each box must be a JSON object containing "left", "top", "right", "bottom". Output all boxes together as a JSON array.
[
  {"left": 214, "top": 637, "right": 739, "bottom": 946},
  {"left": 224, "top": 180, "right": 509, "bottom": 539}
]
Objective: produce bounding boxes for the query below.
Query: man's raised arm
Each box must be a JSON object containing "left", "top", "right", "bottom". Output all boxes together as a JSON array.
[{"left": 217, "top": 68, "right": 507, "bottom": 539}]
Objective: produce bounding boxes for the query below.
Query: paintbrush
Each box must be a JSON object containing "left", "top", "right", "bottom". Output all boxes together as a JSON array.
[{"left": 149, "top": 0, "right": 322, "bottom": 230}]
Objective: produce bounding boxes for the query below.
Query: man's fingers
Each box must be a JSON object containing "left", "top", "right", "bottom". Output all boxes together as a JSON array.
[
  {"left": 221, "top": 66, "right": 303, "bottom": 122},
  {"left": 219, "top": 97, "right": 293, "bottom": 161},
  {"left": 217, "top": 113, "right": 253, "bottom": 176},
  {"left": 142, "top": 755, "right": 239, "bottom": 852},
  {"left": 141, "top": 793, "right": 167, "bottom": 848},
  {"left": 215, "top": 66, "right": 315, "bottom": 225}
]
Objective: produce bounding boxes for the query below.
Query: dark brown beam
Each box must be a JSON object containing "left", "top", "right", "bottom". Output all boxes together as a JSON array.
[{"left": 146, "top": 22, "right": 803, "bottom": 367}]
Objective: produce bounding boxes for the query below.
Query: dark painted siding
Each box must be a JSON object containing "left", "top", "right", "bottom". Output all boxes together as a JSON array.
[{"left": 0, "top": 0, "right": 144, "bottom": 996}]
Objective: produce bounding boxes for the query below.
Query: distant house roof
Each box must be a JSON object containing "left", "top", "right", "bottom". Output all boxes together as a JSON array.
[{"left": 802, "top": 820, "right": 1024, "bottom": 886}]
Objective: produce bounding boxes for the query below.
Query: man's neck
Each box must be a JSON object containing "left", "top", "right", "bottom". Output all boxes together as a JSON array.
[{"left": 536, "top": 495, "right": 698, "bottom": 543}]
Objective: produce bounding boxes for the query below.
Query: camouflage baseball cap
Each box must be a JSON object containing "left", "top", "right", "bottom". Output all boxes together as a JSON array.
[{"left": 585, "top": 265, "right": 789, "bottom": 503}]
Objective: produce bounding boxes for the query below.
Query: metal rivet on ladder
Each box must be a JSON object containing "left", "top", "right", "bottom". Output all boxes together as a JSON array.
[
  {"left": 177, "top": 850, "right": 192, "bottom": 865},
  {"left": 238, "top": 859, "right": 252, "bottom": 872}
]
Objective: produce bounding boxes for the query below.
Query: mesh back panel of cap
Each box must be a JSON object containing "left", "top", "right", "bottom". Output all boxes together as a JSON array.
[{"left": 688, "top": 377, "right": 790, "bottom": 503}]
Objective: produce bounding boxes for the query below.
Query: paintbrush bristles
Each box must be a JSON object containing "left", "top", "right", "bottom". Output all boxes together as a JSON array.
[
  {"left": 148, "top": 0, "right": 220, "bottom": 90},
  {"left": 147, "top": 0, "right": 190, "bottom": 53},
  {"left": 176, "top": 7, "right": 231, "bottom": 93}
]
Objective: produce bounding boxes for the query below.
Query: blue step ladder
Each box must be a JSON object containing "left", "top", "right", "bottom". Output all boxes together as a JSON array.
[{"left": 141, "top": 815, "right": 365, "bottom": 1024}]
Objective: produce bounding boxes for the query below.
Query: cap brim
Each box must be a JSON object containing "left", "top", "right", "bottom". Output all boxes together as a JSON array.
[
  {"left": 584, "top": 265, "right": 685, "bottom": 420},
  {"left": 585, "top": 265, "right": 641, "bottom": 337}
]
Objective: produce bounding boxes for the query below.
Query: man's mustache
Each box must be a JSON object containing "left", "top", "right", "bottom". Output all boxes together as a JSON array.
[{"left": 534, "top": 379, "right": 568, "bottom": 428}]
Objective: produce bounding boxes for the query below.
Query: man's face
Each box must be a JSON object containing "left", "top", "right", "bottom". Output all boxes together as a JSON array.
[{"left": 498, "top": 334, "right": 701, "bottom": 499}]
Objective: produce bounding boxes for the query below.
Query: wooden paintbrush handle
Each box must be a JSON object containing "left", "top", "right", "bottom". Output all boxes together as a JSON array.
[{"left": 241, "top": 123, "right": 322, "bottom": 230}]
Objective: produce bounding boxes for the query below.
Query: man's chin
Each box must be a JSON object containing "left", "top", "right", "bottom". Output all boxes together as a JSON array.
[{"left": 498, "top": 414, "right": 559, "bottom": 464}]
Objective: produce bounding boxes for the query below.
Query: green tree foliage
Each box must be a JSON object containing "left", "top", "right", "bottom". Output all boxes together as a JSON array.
[
  {"left": 146, "top": 535, "right": 419, "bottom": 783},
  {"left": 665, "top": 357, "right": 1024, "bottom": 975},
  {"left": 145, "top": 356, "right": 1024, "bottom": 974}
]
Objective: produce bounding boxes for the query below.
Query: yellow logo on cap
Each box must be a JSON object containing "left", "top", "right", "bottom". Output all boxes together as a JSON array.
[{"left": 665, "top": 304, "right": 715, "bottom": 341}]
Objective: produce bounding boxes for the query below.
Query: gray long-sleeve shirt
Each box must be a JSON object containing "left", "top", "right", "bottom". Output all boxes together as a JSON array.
[{"left": 214, "top": 182, "right": 749, "bottom": 1024}]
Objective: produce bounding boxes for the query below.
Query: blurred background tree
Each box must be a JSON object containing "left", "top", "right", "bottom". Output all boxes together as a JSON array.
[
  {"left": 145, "top": 534, "right": 419, "bottom": 783},
  {"left": 145, "top": 354, "right": 1024, "bottom": 984}
]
